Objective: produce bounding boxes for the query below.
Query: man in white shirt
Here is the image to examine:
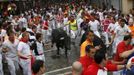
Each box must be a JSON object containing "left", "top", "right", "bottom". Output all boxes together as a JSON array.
[
  {"left": 89, "top": 16, "right": 101, "bottom": 38},
  {"left": 112, "top": 19, "right": 131, "bottom": 54},
  {"left": 18, "top": 14, "right": 27, "bottom": 28},
  {"left": 56, "top": 12, "right": 63, "bottom": 28},
  {"left": 97, "top": 9, "right": 104, "bottom": 22},
  {"left": 42, "top": 15, "right": 51, "bottom": 43},
  {"left": 0, "top": 25, "right": 7, "bottom": 75},
  {"left": 63, "top": 14, "right": 69, "bottom": 32},
  {"left": 3, "top": 31, "right": 19, "bottom": 75},
  {"left": 77, "top": 14, "right": 83, "bottom": 36},
  {"left": 11, "top": 16, "right": 18, "bottom": 29},
  {"left": 17, "top": 32, "right": 32, "bottom": 75},
  {"left": 106, "top": 17, "right": 117, "bottom": 46},
  {"left": 50, "top": 12, "right": 56, "bottom": 30},
  {"left": 34, "top": 33, "right": 45, "bottom": 62}
]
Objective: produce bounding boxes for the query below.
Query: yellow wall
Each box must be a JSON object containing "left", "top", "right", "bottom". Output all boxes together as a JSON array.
[{"left": 122, "top": 0, "right": 133, "bottom": 14}]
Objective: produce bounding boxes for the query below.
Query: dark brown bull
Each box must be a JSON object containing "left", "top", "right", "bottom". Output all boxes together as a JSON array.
[{"left": 51, "top": 28, "right": 71, "bottom": 57}]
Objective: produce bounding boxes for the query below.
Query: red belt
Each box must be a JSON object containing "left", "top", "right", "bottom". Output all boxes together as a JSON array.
[
  {"left": 19, "top": 55, "right": 31, "bottom": 60},
  {"left": 38, "top": 53, "right": 44, "bottom": 55},
  {"left": 19, "top": 56, "right": 28, "bottom": 60}
]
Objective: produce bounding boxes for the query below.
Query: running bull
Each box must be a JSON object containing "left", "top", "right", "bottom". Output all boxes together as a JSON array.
[{"left": 51, "top": 28, "right": 71, "bottom": 57}]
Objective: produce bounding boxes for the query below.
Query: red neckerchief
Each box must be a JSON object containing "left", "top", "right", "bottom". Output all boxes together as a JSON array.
[{"left": 20, "top": 38, "right": 28, "bottom": 43}]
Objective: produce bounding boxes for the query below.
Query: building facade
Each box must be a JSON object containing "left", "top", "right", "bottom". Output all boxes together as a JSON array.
[
  {"left": 90, "top": 0, "right": 134, "bottom": 14},
  {"left": 121, "top": 0, "right": 134, "bottom": 14}
]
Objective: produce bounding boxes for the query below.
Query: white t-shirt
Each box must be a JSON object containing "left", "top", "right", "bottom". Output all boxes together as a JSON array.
[
  {"left": 114, "top": 24, "right": 131, "bottom": 41},
  {"left": 0, "top": 29, "right": 6, "bottom": 37},
  {"left": 17, "top": 41, "right": 31, "bottom": 56},
  {"left": 18, "top": 17, "right": 27, "bottom": 27},
  {"left": 3, "top": 39, "right": 19, "bottom": 58},
  {"left": 88, "top": 9, "right": 94, "bottom": 14},
  {"left": 36, "top": 41, "right": 44, "bottom": 54},
  {"left": 89, "top": 20, "right": 100, "bottom": 31},
  {"left": 98, "top": 12, "right": 104, "bottom": 21},
  {"left": 107, "top": 23, "right": 116, "bottom": 32},
  {"left": 22, "top": 17, "right": 27, "bottom": 28},
  {"left": 26, "top": 28, "right": 32, "bottom": 32},
  {"left": 63, "top": 17, "right": 68, "bottom": 25},
  {"left": 11, "top": 19, "right": 18, "bottom": 26}
]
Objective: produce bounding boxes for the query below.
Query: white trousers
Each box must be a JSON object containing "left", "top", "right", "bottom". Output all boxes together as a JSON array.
[
  {"left": 7, "top": 56, "right": 20, "bottom": 75},
  {"left": 94, "top": 31, "right": 101, "bottom": 38},
  {"left": 102, "top": 32, "right": 110, "bottom": 45},
  {"left": 19, "top": 59, "right": 31, "bottom": 75},
  {"left": 70, "top": 30, "right": 78, "bottom": 39},
  {"left": 57, "top": 22, "right": 63, "bottom": 28},
  {"left": 42, "top": 29, "right": 51, "bottom": 43},
  {"left": 64, "top": 25, "right": 70, "bottom": 35},
  {"left": 7, "top": 57, "right": 16, "bottom": 75},
  {"left": 52, "top": 20, "right": 56, "bottom": 29}
]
